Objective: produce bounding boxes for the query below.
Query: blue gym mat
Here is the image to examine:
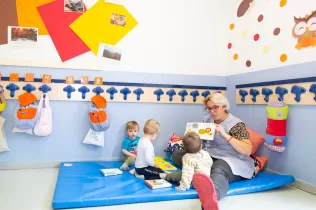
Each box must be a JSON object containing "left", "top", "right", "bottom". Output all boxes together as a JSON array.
[{"left": 52, "top": 161, "right": 295, "bottom": 209}]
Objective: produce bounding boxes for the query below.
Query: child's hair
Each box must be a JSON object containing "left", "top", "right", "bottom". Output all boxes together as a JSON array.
[
  {"left": 183, "top": 132, "right": 202, "bottom": 153},
  {"left": 126, "top": 121, "right": 139, "bottom": 131},
  {"left": 143, "top": 119, "right": 160, "bottom": 135}
]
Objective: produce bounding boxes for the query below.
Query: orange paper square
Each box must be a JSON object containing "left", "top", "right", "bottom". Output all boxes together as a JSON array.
[
  {"left": 66, "top": 76, "right": 74, "bottom": 84},
  {"left": 42, "top": 74, "right": 52, "bottom": 83},
  {"left": 94, "top": 77, "right": 103, "bottom": 85},
  {"left": 81, "top": 76, "right": 89, "bottom": 84},
  {"left": 10, "top": 73, "right": 19, "bottom": 81},
  {"left": 25, "top": 73, "right": 34, "bottom": 82}
]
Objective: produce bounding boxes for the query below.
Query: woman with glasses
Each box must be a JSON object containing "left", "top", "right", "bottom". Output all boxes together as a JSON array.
[{"left": 172, "top": 93, "right": 254, "bottom": 210}]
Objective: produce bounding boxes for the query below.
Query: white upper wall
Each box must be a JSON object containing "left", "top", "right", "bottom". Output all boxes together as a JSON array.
[
  {"left": 227, "top": 0, "right": 316, "bottom": 75},
  {"left": 116, "top": 0, "right": 231, "bottom": 76}
]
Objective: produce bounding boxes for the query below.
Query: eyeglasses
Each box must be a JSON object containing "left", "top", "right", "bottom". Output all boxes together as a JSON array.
[{"left": 205, "top": 105, "right": 219, "bottom": 112}]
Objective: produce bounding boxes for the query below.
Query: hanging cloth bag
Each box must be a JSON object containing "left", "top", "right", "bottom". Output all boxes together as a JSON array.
[{"left": 33, "top": 94, "right": 53, "bottom": 136}]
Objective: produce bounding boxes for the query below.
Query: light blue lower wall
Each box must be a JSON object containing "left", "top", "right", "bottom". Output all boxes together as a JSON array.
[
  {"left": 227, "top": 61, "right": 316, "bottom": 186},
  {"left": 0, "top": 65, "right": 226, "bottom": 163}
]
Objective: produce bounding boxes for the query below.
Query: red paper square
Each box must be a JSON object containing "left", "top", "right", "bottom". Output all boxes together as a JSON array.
[{"left": 37, "top": 0, "right": 90, "bottom": 62}]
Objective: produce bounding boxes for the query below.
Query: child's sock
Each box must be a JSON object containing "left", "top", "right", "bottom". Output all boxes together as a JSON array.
[
  {"left": 129, "top": 168, "right": 135, "bottom": 175},
  {"left": 159, "top": 173, "right": 167, "bottom": 179},
  {"left": 120, "top": 163, "right": 129, "bottom": 170}
]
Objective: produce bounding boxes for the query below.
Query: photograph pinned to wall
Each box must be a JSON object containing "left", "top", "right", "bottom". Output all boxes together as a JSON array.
[
  {"left": 110, "top": 13, "right": 127, "bottom": 26},
  {"left": 98, "top": 43, "right": 122, "bottom": 61},
  {"left": 292, "top": 10, "right": 316, "bottom": 50},
  {"left": 64, "top": 0, "right": 84, "bottom": 13},
  {"left": 8, "top": 26, "right": 38, "bottom": 45}
]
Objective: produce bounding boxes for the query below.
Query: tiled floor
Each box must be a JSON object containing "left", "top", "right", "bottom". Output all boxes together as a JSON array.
[{"left": 0, "top": 168, "right": 315, "bottom": 210}]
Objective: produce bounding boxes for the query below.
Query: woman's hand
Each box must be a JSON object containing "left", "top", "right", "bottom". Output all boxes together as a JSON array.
[{"left": 215, "top": 124, "right": 227, "bottom": 137}]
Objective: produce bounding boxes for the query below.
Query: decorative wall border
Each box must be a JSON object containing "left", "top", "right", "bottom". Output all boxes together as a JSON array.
[
  {"left": 0, "top": 77, "right": 226, "bottom": 104},
  {"left": 236, "top": 76, "right": 316, "bottom": 105}
]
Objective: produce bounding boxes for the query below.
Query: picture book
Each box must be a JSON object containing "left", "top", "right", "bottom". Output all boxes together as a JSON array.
[
  {"left": 100, "top": 168, "right": 123, "bottom": 176},
  {"left": 145, "top": 179, "right": 172, "bottom": 189},
  {"left": 154, "top": 157, "right": 177, "bottom": 171},
  {"left": 184, "top": 122, "right": 216, "bottom": 140}
]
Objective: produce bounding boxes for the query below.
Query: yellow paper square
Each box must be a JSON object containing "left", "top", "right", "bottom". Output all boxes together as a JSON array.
[
  {"left": 16, "top": 0, "right": 54, "bottom": 35},
  {"left": 70, "top": 1, "right": 138, "bottom": 55}
]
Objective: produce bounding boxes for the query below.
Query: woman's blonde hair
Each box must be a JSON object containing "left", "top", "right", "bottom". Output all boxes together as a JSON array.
[{"left": 203, "top": 93, "right": 230, "bottom": 112}]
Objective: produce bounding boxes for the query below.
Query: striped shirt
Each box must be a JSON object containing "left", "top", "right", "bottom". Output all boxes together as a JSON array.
[{"left": 179, "top": 150, "right": 213, "bottom": 190}]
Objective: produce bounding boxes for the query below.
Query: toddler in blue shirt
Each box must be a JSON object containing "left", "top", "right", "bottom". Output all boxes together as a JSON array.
[{"left": 120, "top": 121, "right": 141, "bottom": 170}]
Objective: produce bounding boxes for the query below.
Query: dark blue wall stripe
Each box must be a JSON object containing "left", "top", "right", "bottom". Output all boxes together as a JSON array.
[
  {"left": 1, "top": 77, "right": 226, "bottom": 90},
  {"left": 236, "top": 76, "right": 316, "bottom": 88}
]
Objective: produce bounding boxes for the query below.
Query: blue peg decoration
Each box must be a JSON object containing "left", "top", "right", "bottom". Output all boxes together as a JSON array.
[
  {"left": 63, "top": 85, "right": 76, "bottom": 99},
  {"left": 202, "top": 90, "right": 211, "bottom": 98},
  {"left": 166, "top": 89, "right": 176, "bottom": 102},
  {"left": 261, "top": 88, "right": 273, "bottom": 102},
  {"left": 92, "top": 86, "right": 104, "bottom": 96},
  {"left": 39, "top": 84, "right": 51, "bottom": 94},
  {"left": 190, "top": 90, "right": 200, "bottom": 102},
  {"left": 291, "top": 85, "right": 306, "bottom": 102},
  {"left": 106, "top": 87, "right": 118, "bottom": 100},
  {"left": 133, "top": 88, "right": 144, "bottom": 101},
  {"left": 23, "top": 84, "right": 36, "bottom": 93},
  {"left": 78, "top": 86, "right": 90, "bottom": 99},
  {"left": 6, "top": 83, "right": 20, "bottom": 98},
  {"left": 153, "top": 89, "right": 164, "bottom": 101},
  {"left": 309, "top": 84, "right": 316, "bottom": 101},
  {"left": 120, "top": 87, "right": 131, "bottom": 100},
  {"left": 275, "top": 86, "right": 288, "bottom": 101},
  {"left": 178, "top": 90, "right": 188, "bottom": 102},
  {"left": 239, "top": 89, "right": 248, "bottom": 102},
  {"left": 250, "top": 88, "right": 260, "bottom": 102},
  {"left": 39, "top": 84, "right": 51, "bottom": 98}
]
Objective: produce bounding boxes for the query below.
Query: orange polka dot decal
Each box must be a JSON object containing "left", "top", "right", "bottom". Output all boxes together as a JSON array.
[
  {"left": 233, "top": 54, "right": 239, "bottom": 60},
  {"left": 280, "top": 54, "right": 287, "bottom": 62},
  {"left": 280, "top": 0, "right": 287, "bottom": 7},
  {"left": 230, "top": 24, "right": 235, "bottom": 30}
]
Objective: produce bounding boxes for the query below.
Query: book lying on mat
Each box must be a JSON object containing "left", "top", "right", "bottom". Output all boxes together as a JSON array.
[
  {"left": 154, "top": 157, "right": 177, "bottom": 171},
  {"left": 100, "top": 168, "right": 123, "bottom": 176},
  {"left": 145, "top": 179, "right": 172, "bottom": 189},
  {"left": 184, "top": 122, "right": 216, "bottom": 140}
]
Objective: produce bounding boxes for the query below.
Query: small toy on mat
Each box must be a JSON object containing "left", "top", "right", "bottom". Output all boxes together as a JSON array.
[
  {"left": 154, "top": 157, "right": 177, "bottom": 171},
  {"left": 100, "top": 168, "right": 123, "bottom": 176},
  {"left": 145, "top": 179, "right": 172, "bottom": 189}
]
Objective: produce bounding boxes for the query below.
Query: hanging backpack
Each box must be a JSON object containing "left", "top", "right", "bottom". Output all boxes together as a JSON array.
[
  {"left": 89, "top": 95, "right": 109, "bottom": 132},
  {"left": 33, "top": 93, "right": 52, "bottom": 136},
  {"left": 15, "top": 92, "right": 39, "bottom": 131}
]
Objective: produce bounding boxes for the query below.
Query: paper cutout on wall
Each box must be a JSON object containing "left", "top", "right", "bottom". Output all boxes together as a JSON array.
[
  {"left": 70, "top": 1, "right": 138, "bottom": 55},
  {"left": 292, "top": 11, "right": 316, "bottom": 50},
  {"left": 237, "top": 0, "right": 254, "bottom": 18},
  {"left": 16, "top": 0, "right": 53, "bottom": 35},
  {"left": 37, "top": 0, "right": 90, "bottom": 62},
  {"left": 0, "top": 0, "right": 18, "bottom": 45}
]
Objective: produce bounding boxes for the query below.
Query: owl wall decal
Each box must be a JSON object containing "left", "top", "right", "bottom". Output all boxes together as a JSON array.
[{"left": 292, "top": 10, "right": 316, "bottom": 50}]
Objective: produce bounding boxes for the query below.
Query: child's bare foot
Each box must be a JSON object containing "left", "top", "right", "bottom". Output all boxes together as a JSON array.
[
  {"left": 159, "top": 173, "right": 167, "bottom": 179},
  {"left": 120, "top": 163, "right": 129, "bottom": 170}
]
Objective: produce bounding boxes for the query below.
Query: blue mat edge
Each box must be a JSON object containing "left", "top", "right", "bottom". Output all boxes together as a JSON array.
[{"left": 52, "top": 161, "right": 296, "bottom": 209}]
